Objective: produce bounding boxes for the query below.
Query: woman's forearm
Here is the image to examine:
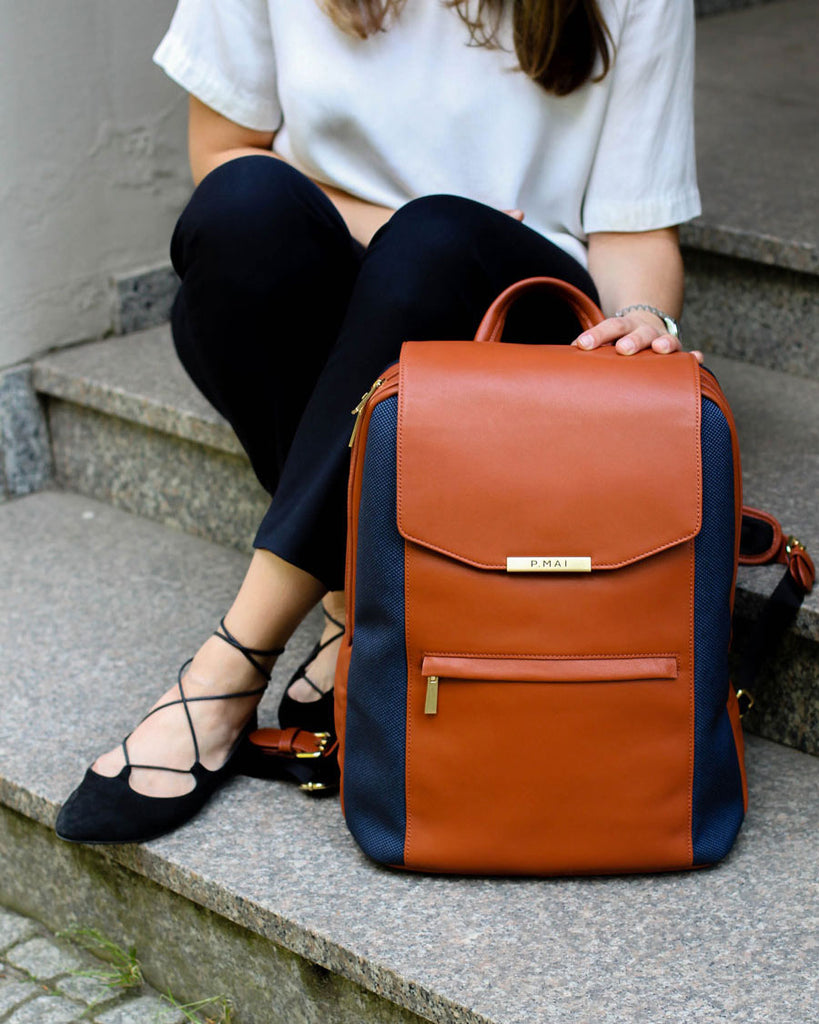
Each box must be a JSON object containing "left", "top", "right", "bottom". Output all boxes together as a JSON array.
[
  {"left": 587, "top": 228, "right": 684, "bottom": 321},
  {"left": 193, "top": 145, "right": 394, "bottom": 246},
  {"left": 188, "top": 97, "right": 395, "bottom": 246}
]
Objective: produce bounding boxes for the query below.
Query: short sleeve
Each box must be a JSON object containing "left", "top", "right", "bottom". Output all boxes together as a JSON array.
[
  {"left": 153, "top": 0, "right": 282, "bottom": 132},
  {"left": 582, "top": 0, "right": 701, "bottom": 234}
]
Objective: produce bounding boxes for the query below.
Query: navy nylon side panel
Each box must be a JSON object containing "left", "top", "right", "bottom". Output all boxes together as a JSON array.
[
  {"left": 343, "top": 395, "right": 407, "bottom": 864},
  {"left": 692, "top": 398, "right": 744, "bottom": 864}
]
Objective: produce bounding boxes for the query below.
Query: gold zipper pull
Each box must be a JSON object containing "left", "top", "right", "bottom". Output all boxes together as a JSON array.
[
  {"left": 424, "top": 675, "right": 439, "bottom": 715},
  {"left": 348, "top": 378, "right": 384, "bottom": 448}
]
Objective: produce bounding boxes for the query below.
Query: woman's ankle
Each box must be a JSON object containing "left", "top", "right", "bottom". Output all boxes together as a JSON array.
[
  {"left": 321, "top": 590, "right": 346, "bottom": 627},
  {"left": 224, "top": 548, "right": 325, "bottom": 650},
  {"left": 185, "top": 631, "right": 278, "bottom": 692}
]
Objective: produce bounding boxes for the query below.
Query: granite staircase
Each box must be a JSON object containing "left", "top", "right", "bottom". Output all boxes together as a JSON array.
[{"left": 1, "top": 2, "right": 817, "bottom": 1022}]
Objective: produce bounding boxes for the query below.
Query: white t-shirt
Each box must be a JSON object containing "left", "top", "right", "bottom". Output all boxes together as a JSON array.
[{"left": 154, "top": 0, "right": 701, "bottom": 268}]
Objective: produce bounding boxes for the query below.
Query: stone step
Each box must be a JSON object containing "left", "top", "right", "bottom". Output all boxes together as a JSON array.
[
  {"left": 1, "top": 490, "right": 817, "bottom": 1024},
  {"left": 682, "top": 0, "right": 818, "bottom": 375},
  {"left": 695, "top": 0, "right": 787, "bottom": 16},
  {"left": 32, "top": 326, "right": 268, "bottom": 554}
]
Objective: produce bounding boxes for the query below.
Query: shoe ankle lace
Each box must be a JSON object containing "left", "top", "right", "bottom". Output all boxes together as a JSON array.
[
  {"left": 212, "top": 616, "right": 285, "bottom": 682},
  {"left": 121, "top": 619, "right": 285, "bottom": 773},
  {"left": 284, "top": 607, "right": 345, "bottom": 699}
]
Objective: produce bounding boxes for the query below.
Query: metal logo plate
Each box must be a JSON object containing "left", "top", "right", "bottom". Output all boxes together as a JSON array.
[{"left": 506, "top": 557, "right": 592, "bottom": 573}]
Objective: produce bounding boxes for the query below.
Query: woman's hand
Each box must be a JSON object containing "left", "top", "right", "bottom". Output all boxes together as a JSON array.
[
  {"left": 572, "top": 308, "right": 703, "bottom": 362},
  {"left": 581, "top": 228, "right": 703, "bottom": 361}
]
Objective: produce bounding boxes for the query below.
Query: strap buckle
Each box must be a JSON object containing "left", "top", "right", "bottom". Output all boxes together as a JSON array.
[
  {"left": 785, "top": 535, "right": 803, "bottom": 558},
  {"left": 246, "top": 726, "right": 339, "bottom": 795},
  {"left": 248, "top": 726, "right": 334, "bottom": 760},
  {"left": 735, "top": 689, "right": 755, "bottom": 717},
  {"left": 784, "top": 535, "right": 815, "bottom": 593},
  {"left": 295, "top": 732, "right": 332, "bottom": 759}
]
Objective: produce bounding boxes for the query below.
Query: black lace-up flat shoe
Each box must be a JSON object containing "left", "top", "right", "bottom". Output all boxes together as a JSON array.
[
  {"left": 277, "top": 607, "right": 344, "bottom": 735},
  {"left": 55, "top": 619, "right": 284, "bottom": 845}
]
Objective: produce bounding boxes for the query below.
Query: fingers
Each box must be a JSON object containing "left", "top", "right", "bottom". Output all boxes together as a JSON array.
[
  {"left": 572, "top": 316, "right": 633, "bottom": 351},
  {"left": 572, "top": 314, "right": 701, "bottom": 360},
  {"left": 569, "top": 315, "right": 647, "bottom": 352},
  {"left": 503, "top": 209, "right": 525, "bottom": 221},
  {"left": 644, "top": 335, "right": 703, "bottom": 363},
  {"left": 648, "top": 336, "right": 703, "bottom": 363}
]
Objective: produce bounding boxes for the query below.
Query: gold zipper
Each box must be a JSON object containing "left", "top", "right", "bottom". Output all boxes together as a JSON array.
[
  {"left": 348, "top": 378, "right": 384, "bottom": 448},
  {"left": 424, "top": 675, "right": 439, "bottom": 715}
]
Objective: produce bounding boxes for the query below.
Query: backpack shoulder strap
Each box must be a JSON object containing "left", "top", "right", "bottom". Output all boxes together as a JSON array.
[{"left": 735, "top": 505, "right": 815, "bottom": 711}]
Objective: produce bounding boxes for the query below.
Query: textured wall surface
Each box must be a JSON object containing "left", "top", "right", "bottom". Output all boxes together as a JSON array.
[{"left": 0, "top": 1, "right": 190, "bottom": 368}]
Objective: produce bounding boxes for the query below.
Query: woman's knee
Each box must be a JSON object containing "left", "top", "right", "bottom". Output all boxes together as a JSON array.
[
  {"left": 359, "top": 193, "right": 593, "bottom": 344},
  {"left": 373, "top": 194, "right": 500, "bottom": 265},
  {"left": 170, "top": 155, "right": 353, "bottom": 282},
  {"left": 359, "top": 194, "right": 502, "bottom": 326}
]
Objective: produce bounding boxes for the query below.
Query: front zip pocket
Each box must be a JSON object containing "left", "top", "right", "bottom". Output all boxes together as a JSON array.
[
  {"left": 421, "top": 654, "right": 678, "bottom": 714},
  {"left": 405, "top": 651, "right": 689, "bottom": 873}
]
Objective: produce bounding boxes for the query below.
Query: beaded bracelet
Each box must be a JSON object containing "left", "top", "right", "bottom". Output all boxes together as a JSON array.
[{"left": 615, "top": 304, "right": 681, "bottom": 341}]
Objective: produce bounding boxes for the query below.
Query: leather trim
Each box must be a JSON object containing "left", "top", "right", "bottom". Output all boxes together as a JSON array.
[
  {"left": 334, "top": 634, "right": 353, "bottom": 811},
  {"left": 737, "top": 503, "right": 815, "bottom": 592},
  {"left": 249, "top": 727, "right": 335, "bottom": 759},
  {"left": 726, "top": 686, "right": 749, "bottom": 813},
  {"left": 700, "top": 370, "right": 743, "bottom": 618},
  {"left": 474, "top": 276, "right": 604, "bottom": 342},
  {"left": 738, "top": 505, "right": 782, "bottom": 565},
  {"left": 421, "top": 654, "right": 678, "bottom": 683},
  {"left": 338, "top": 365, "right": 400, "bottom": 809},
  {"left": 344, "top": 365, "right": 400, "bottom": 643}
]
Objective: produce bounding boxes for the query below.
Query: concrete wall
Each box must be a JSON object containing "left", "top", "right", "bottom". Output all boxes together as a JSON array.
[{"left": 0, "top": 1, "right": 191, "bottom": 369}]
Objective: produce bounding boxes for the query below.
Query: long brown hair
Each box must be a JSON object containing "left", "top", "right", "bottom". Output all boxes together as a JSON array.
[{"left": 319, "top": 0, "right": 612, "bottom": 96}]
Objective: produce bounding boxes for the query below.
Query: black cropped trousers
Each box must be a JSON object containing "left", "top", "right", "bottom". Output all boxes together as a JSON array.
[{"left": 170, "top": 156, "right": 599, "bottom": 591}]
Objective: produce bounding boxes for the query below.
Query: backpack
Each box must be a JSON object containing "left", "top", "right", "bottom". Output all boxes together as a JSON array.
[{"left": 331, "top": 277, "right": 813, "bottom": 875}]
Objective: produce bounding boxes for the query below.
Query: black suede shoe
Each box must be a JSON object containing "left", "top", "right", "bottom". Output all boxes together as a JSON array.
[
  {"left": 55, "top": 619, "right": 284, "bottom": 845},
  {"left": 277, "top": 608, "right": 343, "bottom": 735}
]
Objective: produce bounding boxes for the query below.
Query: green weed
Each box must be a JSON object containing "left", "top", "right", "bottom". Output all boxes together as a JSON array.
[
  {"left": 57, "top": 925, "right": 233, "bottom": 1021},
  {"left": 161, "top": 991, "right": 234, "bottom": 1024},
  {"left": 57, "top": 925, "right": 143, "bottom": 991}
]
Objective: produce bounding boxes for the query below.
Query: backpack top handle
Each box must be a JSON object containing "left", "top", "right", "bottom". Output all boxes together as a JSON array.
[{"left": 474, "top": 276, "right": 605, "bottom": 344}]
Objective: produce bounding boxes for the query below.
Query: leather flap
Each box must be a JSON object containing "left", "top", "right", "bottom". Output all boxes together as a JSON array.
[{"left": 396, "top": 342, "right": 702, "bottom": 571}]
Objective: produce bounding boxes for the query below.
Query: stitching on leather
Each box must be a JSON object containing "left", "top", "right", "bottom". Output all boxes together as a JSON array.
[
  {"left": 398, "top": 531, "right": 700, "bottom": 571},
  {"left": 686, "top": 355, "right": 701, "bottom": 867},
  {"left": 399, "top": 368, "right": 413, "bottom": 865},
  {"left": 691, "top": 354, "right": 703, "bottom": 536},
  {"left": 687, "top": 536, "right": 695, "bottom": 865},
  {"left": 403, "top": 532, "right": 414, "bottom": 865},
  {"left": 689, "top": 356, "right": 700, "bottom": 865},
  {"left": 347, "top": 381, "right": 398, "bottom": 640},
  {"left": 396, "top": 360, "right": 408, "bottom": 542}
]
